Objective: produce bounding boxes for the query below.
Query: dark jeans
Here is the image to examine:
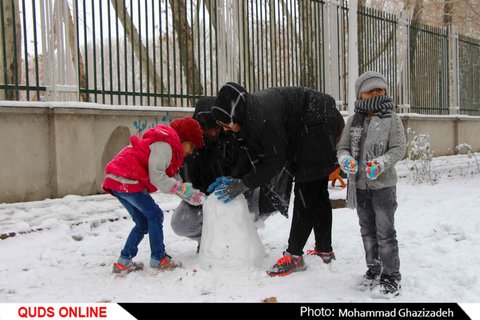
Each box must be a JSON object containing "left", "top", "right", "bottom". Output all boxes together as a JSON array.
[
  {"left": 356, "top": 186, "right": 401, "bottom": 279},
  {"left": 286, "top": 177, "right": 333, "bottom": 256},
  {"left": 112, "top": 190, "right": 165, "bottom": 265}
]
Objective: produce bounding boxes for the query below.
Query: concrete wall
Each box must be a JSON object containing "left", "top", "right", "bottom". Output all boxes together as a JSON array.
[
  {"left": 1, "top": 102, "right": 480, "bottom": 203},
  {"left": 1, "top": 107, "right": 51, "bottom": 202},
  {"left": 402, "top": 115, "right": 480, "bottom": 156},
  {"left": 0, "top": 102, "right": 193, "bottom": 203}
]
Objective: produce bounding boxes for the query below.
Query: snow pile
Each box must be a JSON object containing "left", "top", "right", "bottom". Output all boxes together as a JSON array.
[{"left": 198, "top": 194, "right": 265, "bottom": 270}]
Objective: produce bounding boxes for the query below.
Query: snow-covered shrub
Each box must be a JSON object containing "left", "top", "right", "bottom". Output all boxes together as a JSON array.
[
  {"left": 405, "top": 128, "right": 438, "bottom": 185},
  {"left": 455, "top": 143, "right": 480, "bottom": 174}
]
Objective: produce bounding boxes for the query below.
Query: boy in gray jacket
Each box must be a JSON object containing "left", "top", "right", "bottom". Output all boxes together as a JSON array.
[{"left": 337, "top": 71, "right": 406, "bottom": 299}]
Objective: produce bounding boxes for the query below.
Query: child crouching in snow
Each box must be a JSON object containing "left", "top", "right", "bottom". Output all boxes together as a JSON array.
[
  {"left": 102, "top": 117, "right": 205, "bottom": 274},
  {"left": 337, "top": 71, "right": 406, "bottom": 298}
]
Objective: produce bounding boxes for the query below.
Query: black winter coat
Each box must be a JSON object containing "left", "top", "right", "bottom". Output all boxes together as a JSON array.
[
  {"left": 236, "top": 87, "right": 345, "bottom": 216},
  {"left": 180, "top": 131, "right": 242, "bottom": 194}
]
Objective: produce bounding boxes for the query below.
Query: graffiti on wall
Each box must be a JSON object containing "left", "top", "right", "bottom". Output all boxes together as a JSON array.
[{"left": 133, "top": 115, "right": 174, "bottom": 137}]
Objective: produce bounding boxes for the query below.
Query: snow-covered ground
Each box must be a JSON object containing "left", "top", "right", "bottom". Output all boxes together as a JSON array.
[{"left": 1, "top": 154, "right": 480, "bottom": 303}]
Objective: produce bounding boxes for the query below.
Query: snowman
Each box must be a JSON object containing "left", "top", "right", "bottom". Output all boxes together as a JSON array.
[{"left": 198, "top": 193, "right": 265, "bottom": 271}]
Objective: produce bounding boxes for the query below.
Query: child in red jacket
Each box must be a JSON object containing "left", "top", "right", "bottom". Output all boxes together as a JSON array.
[{"left": 102, "top": 117, "right": 205, "bottom": 274}]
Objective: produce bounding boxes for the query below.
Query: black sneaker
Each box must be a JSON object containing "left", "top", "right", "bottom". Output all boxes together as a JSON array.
[
  {"left": 357, "top": 268, "right": 381, "bottom": 291},
  {"left": 371, "top": 274, "right": 402, "bottom": 299},
  {"left": 266, "top": 252, "right": 306, "bottom": 277}
]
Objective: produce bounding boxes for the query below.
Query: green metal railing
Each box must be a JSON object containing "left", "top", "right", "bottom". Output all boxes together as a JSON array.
[
  {"left": 458, "top": 35, "right": 480, "bottom": 116},
  {"left": 357, "top": 6, "right": 397, "bottom": 103},
  {"left": 0, "top": 0, "right": 479, "bottom": 115},
  {"left": 409, "top": 23, "right": 449, "bottom": 115},
  {"left": 0, "top": 0, "right": 331, "bottom": 107}
]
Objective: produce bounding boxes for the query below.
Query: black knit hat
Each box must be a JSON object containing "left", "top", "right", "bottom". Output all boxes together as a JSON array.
[
  {"left": 211, "top": 82, "right": 247, "bottom": 125},
  {"left": 193, "top": 97, "right": 217, "bottom": 129}
]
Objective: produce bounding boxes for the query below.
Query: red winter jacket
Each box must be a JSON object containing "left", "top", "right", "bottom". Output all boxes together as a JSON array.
[{"left": 102, "top": 125, "right": 184, "bottom": 195}]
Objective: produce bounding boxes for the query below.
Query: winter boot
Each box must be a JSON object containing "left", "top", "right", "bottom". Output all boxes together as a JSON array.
[
  {"left": 307, "top": 248, "right": 336, "bottom": 264},
  {"left": 266, "top": 252, "right": 306, "bottom": 277},
  {"left": 370, "top": 274, "right": 402, "bottom": 299},
  {"left": 356, "top": 268, "right": 381, "bottom": 291},
  {"left": 152, "top": 254, "right": 182, "bottom": 270},
  {"left": 112, "top": 261, "right": 144, "bottom": 274}
]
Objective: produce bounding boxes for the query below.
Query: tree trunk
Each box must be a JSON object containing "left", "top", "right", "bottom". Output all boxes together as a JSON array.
[
  {"left": 168, "top": 0, "right": 204, "bottom": 101},
  {"left": 442, "top": 1, "right": 453, "bottom": 26},
  {"left": 111, "top": 0, "right": 171, "bottom": 106},
  {"left": 0, "top": 0, "right": 21, "bottom": 100}
]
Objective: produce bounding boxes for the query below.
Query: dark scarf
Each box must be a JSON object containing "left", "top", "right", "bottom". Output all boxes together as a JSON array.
[{"left": 346, "top": 95, "right": 394, "bottom": 209}]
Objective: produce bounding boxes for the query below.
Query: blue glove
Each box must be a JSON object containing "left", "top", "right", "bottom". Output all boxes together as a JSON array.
[
  {"left": 207, "top": 176, "right": 234, "bottom": 194},
  {"left": 213, "top": 179, "right": 248, "bottom": 203},
  {"left": 340, "top": 156, "right": 358, "bottom": 174}
]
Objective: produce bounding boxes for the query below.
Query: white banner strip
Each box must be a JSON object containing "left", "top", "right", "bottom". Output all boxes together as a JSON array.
[{"left": 459, "top": 303, "right": 480, "bottom": 320}]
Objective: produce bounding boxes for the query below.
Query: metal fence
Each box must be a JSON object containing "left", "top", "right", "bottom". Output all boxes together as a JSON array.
[
  {"left": 1, "top": 0, "right": 479, "bottom": 115},
  {"left": 357, "top": 6, "right": 397, "bottom": 105},
  {"left": 408, "top": 23, "right": 449, "bottom": 115},
  {"left": 458, "top": 35, "right": 480, "bottom": 116}
]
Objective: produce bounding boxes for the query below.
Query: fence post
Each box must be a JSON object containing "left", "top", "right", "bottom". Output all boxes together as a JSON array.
[
  {"left": 396, "top": 16, "right": 411, "bottom": 113},
  {"left": 348, "top": 0, "right": 358, "bottom": 114},
  {"left": 448, "top": 25, "right": 459, "bottom": 115},
  {"left": 323, "top": 0, "right": 340, "bottom": 102}
]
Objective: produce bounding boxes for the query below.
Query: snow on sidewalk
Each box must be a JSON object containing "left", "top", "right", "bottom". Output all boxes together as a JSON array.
[{"left": 1, "top": 155, "right": 480, "bottom": 302}]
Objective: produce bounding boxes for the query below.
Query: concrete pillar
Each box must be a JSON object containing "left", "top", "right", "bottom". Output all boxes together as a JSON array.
[
  {"left": 323, "top": 0, "right": 341, "bottom": 102},
  {"left": 448, "top": 26, "right": 460, "bottom": 115},
  {"left": 348, "top": 0, "right": 358, "bottom": 114}
]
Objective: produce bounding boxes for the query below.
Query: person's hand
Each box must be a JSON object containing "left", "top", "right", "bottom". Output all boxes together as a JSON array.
[
  {"left": 184, "top": 190, "right": 206, "bottom": 206},
  {"left": 171, "top": 181, "right": 193, "bottom": 197},
  {"left": 171, "top": 182, "right": 205, "bottom": 206},
  {"left": 207, "top": 176, "right": 234, "bottom": 194},
  {"left": 365, "top": 160, "right": 383, "bottom": 180},
  {"left": 213, "top": 179, "right": 248, "bottom": 203},
  {"left": 340, "top": 156, "right": 358, "bottom": 174}
]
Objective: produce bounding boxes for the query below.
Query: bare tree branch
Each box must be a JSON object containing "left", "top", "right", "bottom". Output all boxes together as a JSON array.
[{"left": 111, "top": 0, "right": 172, "bottom": 106}]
